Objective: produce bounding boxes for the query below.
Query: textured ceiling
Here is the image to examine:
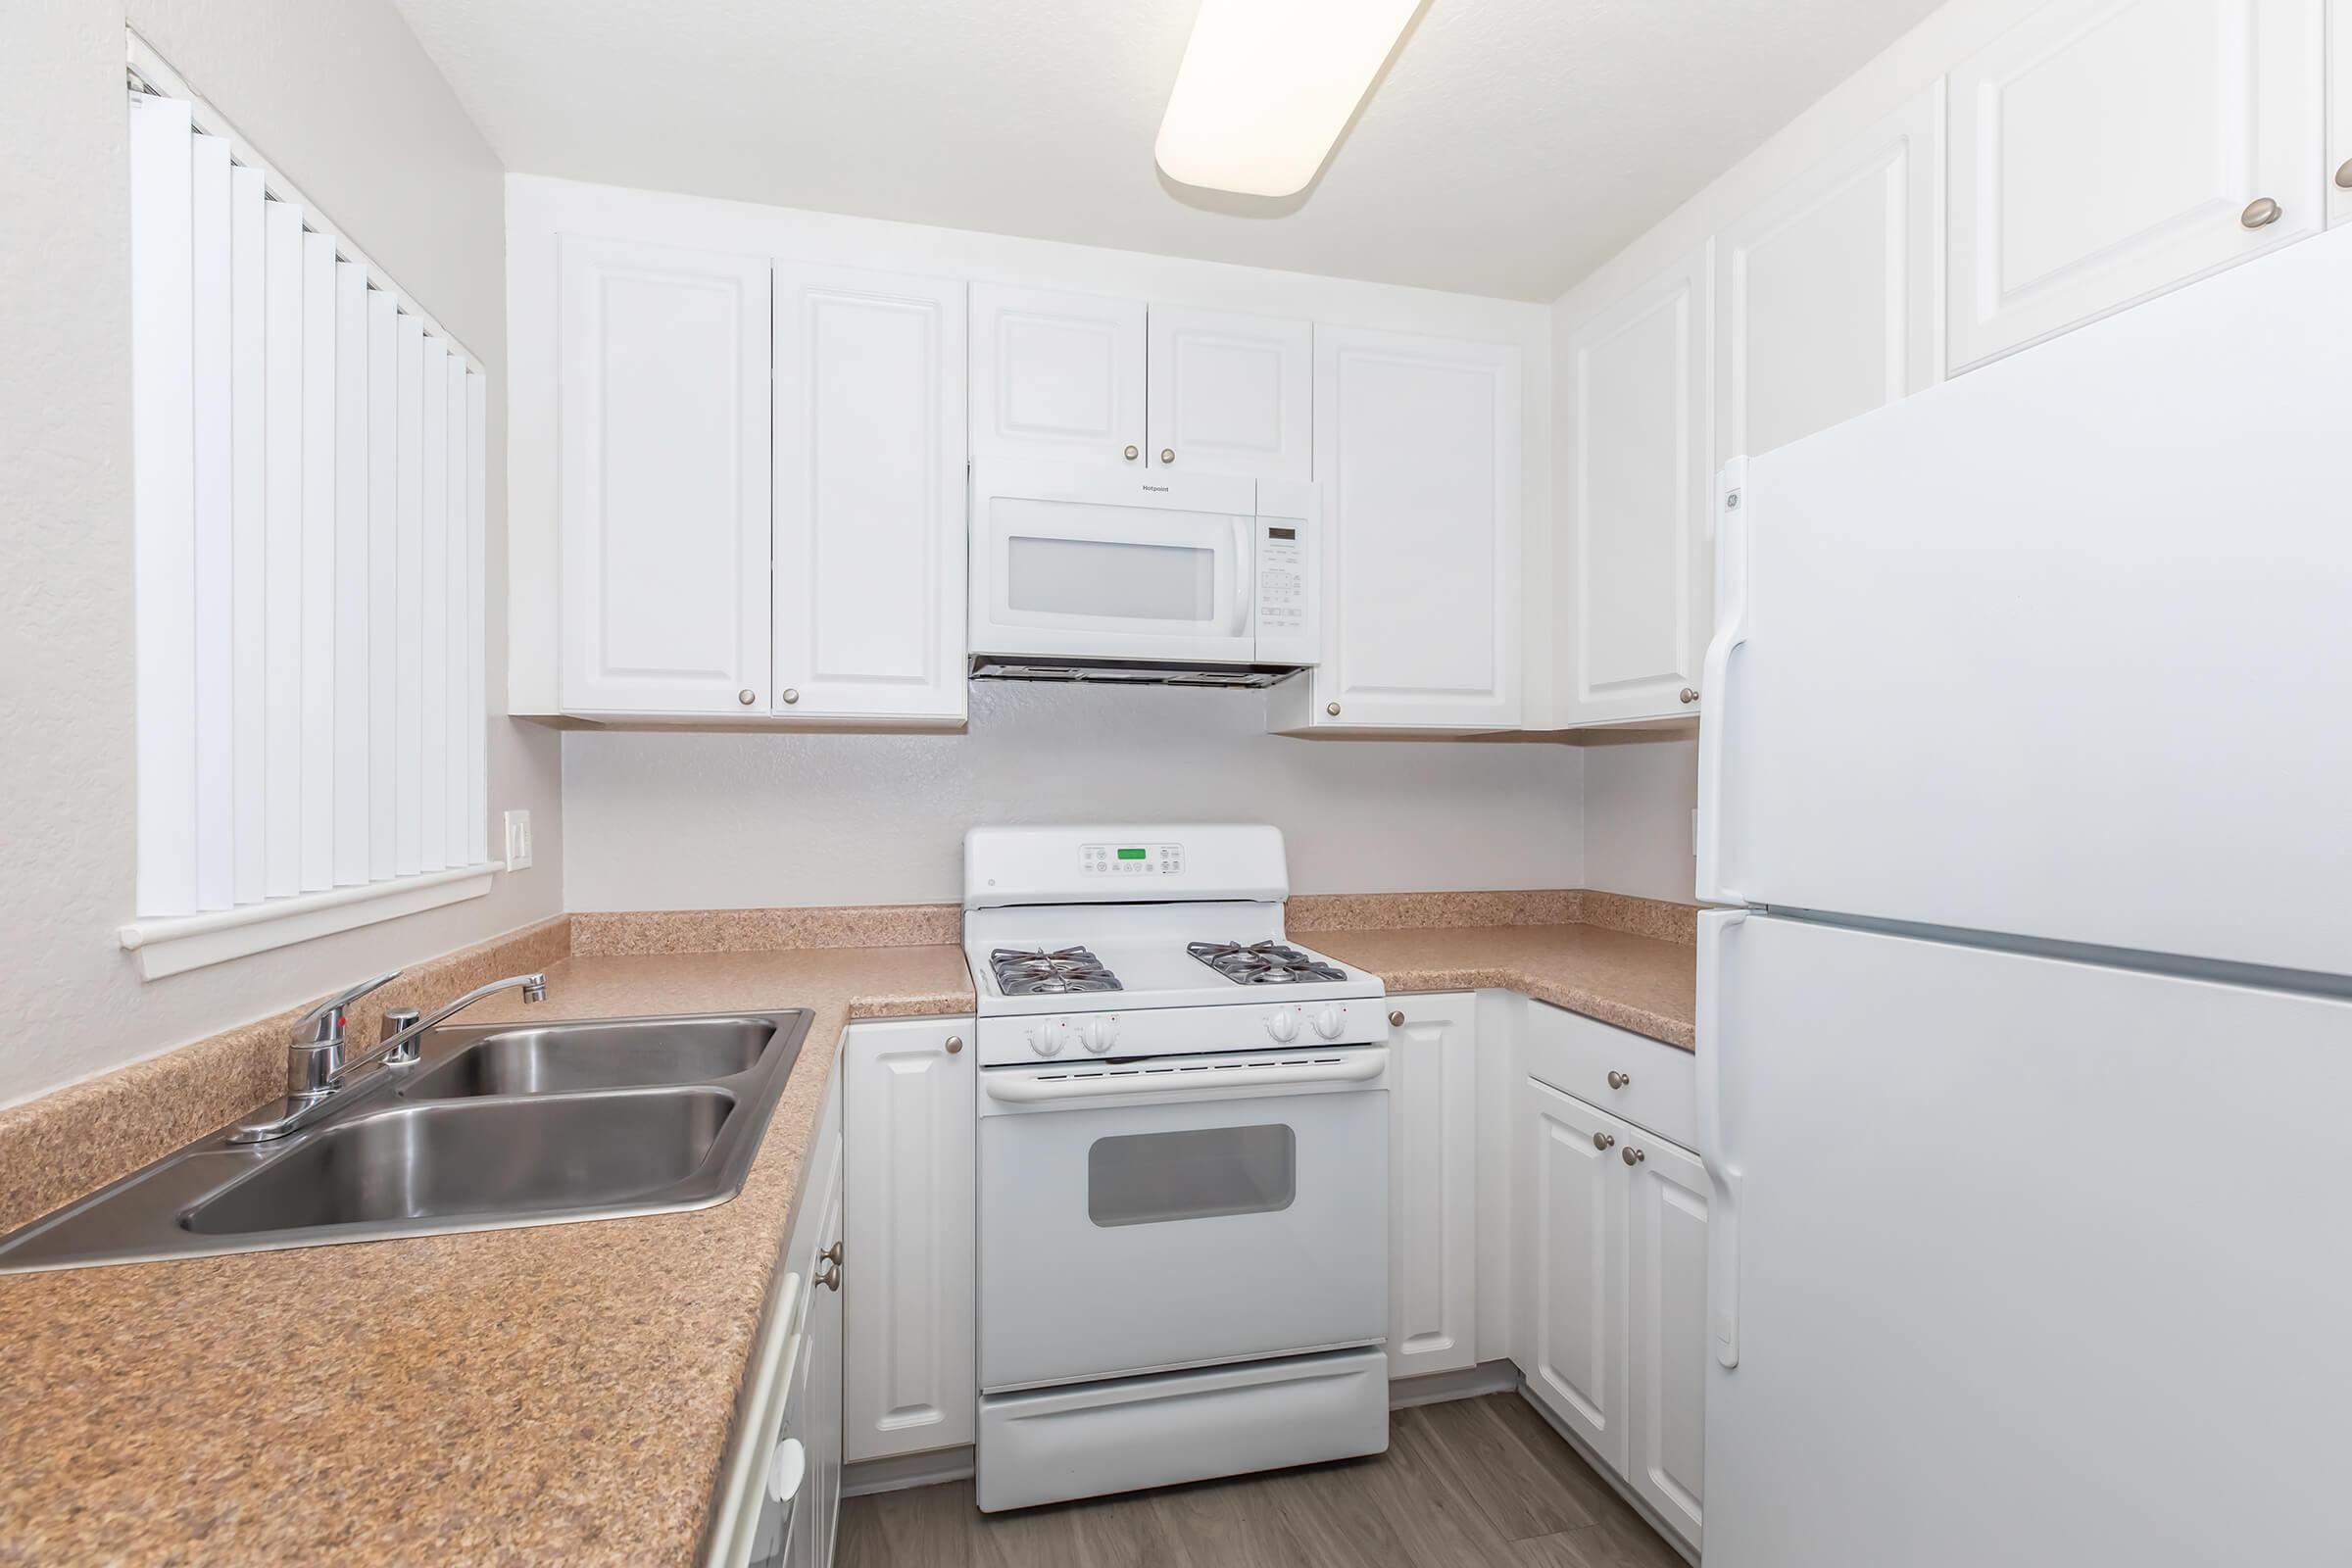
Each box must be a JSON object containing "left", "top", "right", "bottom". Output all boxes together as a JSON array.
[{"left": 391, "top": 0, "right": 1942, "bottom": 302}]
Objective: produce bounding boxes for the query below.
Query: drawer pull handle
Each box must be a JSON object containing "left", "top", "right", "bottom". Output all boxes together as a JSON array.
[
  {"left": 1607, "top": 1070, "right": 1631, "bottom": 1090},
  {"left": 1593, "top": 1131, "right": 1615, "bottom": 1151}
]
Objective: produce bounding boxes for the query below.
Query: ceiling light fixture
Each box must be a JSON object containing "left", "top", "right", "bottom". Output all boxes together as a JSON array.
[{"left": 1153, "top": 0, "right": 1422, "bottom": 198}]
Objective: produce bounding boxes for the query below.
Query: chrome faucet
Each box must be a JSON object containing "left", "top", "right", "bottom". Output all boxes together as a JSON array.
[{"left": 229, "top": 970, "right": 549, "bottom": 1144}]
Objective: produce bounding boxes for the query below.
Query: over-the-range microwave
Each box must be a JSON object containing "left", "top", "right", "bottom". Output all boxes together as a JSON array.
[{"left": 967, "top": 459, "right": 1317, "bottom": 688}]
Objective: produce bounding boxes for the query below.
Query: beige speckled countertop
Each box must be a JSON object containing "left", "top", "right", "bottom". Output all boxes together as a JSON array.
[
  {"left": 1303, "top": 922, "right": 1697, "bottom": 1050},
  {"left": 0, "top": 915, "right": 1691, "bottom": 1567},
  {"left": 0, "top": 945, "right": 972, "bottom": 1568}
]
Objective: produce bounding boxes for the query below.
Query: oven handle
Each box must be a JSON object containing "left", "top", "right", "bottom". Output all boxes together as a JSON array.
[{"left": 982, "top": 1049, "right": 1388, "bottom": 1105}]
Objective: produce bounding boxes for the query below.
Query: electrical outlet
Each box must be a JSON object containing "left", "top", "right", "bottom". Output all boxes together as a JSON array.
[{"left": 504, "top": 808, "right": 534, "bottom": 871}]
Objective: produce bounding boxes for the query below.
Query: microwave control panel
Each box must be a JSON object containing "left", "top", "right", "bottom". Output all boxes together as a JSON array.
[{"left": 1252, "top": 497, "right": 1317, "bottom": 665}]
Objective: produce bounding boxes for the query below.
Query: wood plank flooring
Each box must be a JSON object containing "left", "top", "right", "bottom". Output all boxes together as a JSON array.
[{"left": 836, "top": 1394, "right": 1688, "bottom": 1568}]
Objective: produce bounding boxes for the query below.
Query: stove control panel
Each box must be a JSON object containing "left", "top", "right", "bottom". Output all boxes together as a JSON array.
[
  {"left": 1264, "top": 1002, "right": 1352, "bottom": 1044},
  {"left": 1081, "top": 842, "right": 1184, "bottom": 877}
]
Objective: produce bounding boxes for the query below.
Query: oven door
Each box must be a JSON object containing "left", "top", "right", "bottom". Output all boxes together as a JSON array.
[
  {"left": 969, "top": 464, "right": 1259, "bottom": 663},
  {"left": 977, "top": 1049, "right": 1389, "bottom": 1393}
]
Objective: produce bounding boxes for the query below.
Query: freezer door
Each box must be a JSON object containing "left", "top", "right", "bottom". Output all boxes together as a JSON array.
[
  {"left": 1698, "top": 910, "right": 2352, "bottom": 1568},
  {"left": 1697, "top": 225, "right": 2352, "bottom": 979}
]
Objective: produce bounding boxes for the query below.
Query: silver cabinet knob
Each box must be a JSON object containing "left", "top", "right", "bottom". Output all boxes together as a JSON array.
[
  {"left": 1607, "top": 1070, "right": 1631, "bottom": 1090},
  {"left": 1388, "top": 1010, "right": 1404, "bottom": 1027},
  {"left": 816, "top": 1260, "right": 842, "bottom": 1292},
  {"left": 1160, "top": 448, "right": 1175, "bottom": 464},
  {"left": 946, "top": 1035, "right": 963, "bottom": 1054},
  {"left": 1623, "top": 1146, "right": 1645, "bottom": 1167},
  {"left": 1679, "top": 688, "right": 1699, "bottom": 705},
  {"left": 737, "top": 689, "right": 756, "bottom": 706},
  {"left": 781, "top": 689, "right": 800, "bottom": 705},
  {"left": 1592, "top": 1131, "right": 1616, "bottom": 1151},
  {"left": 2241, "top": 196, "right": 2282, "bottom": 229},
  {"left": 1326, "top": 703, "right": 1341, "bottom": 716},
  {"left": 1123, "top": 445, "right": 1140, "bottom": 461},
  {"left": 821, "top": 1241, "right": 844, "bottom": 1266},
  {"left": 2336, "top": 159, "right": 2352, "bottom": 190}
]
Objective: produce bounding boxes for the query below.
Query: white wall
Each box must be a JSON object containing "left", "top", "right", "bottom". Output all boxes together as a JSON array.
[
  {"left": 1581, "top": 735, "right": 1698, "bottom": 904},
  {"left": 0, "top": 0, "right": 560, "bottom": 1108},
  {"left": 563, "top": 682, "right": 1586, "bottom": 909}
]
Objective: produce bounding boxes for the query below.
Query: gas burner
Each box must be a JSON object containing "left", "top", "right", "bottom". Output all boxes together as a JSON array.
[
  {"left": 1187, "top": 940, "right": 1348, "bottom": 986},
  {"left": 990, "top": 946, "right": 1122, "bottom": 996}
]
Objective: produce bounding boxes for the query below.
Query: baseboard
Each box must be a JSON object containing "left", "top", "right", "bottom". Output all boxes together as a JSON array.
[
  {"left": 1513, "top": 1383, "right": 1700, "bottom": 1568},
  {"left": 1388, "top": 1358, "right": 1522, "bottom": 1409},
  {"left": 843, "top": 1446, "right": 976, "bottom": 1497}
]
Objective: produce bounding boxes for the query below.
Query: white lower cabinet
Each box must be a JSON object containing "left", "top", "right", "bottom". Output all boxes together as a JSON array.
[
  {"left": 1385, "top": 995, "right": 1479, "bottom": 1379},
  {"left": 1516, "top": 1072, "right": 1708, "bottom": 1557},
  {"left": 842, "top": 1016, "right": 977, "bottom": 1463}
]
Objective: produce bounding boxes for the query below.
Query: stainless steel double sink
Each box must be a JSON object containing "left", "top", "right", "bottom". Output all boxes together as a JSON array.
[{"left": 0, "top": 1010, "right": 811, "bottom": 1274}]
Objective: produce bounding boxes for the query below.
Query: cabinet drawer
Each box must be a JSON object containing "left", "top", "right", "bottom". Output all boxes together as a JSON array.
[{"left": 1524, "top": 1004, "right": 1695, "bottom": 1151}]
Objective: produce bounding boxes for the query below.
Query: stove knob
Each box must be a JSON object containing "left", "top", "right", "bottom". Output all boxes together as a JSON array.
[
  {"left": 1264, "top": 1009, "right": 1300, "bottom": 1044},
  {"left": 1312, "top": 1005, "right": 1345, "bottom": 1041},
  {"left": 1027, "top": 1026, "right": 1063, "bottom": 1056},
  {"left": 1081, "top": 1019, "right": 1117, "bottom": 1054}
]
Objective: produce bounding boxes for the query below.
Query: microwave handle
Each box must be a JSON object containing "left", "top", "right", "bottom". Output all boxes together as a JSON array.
[{"left": 1228, "top": 515, "right": 1253, "bottom": 636}]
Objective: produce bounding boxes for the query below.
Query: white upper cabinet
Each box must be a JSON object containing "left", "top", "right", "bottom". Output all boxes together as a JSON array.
[
  {"left": 1947, "top": 0, "right": 2326, "bottom": 371},
  {"left": 772, "top": 264, "right": 968, "bottom": 723},
  {"left": 1277, "top": 324, "right": 1522, "bottom": 732},
  {"left": 559, "top": 237, "right": 770, "bottom": 713},
  {"left": 1557, "top": 246, "right": 1710, "bottom": 728},
  {"left": 1386, "top": 996, "right": 1479, "bottom": 1382},
  {"left": 1146, "top": 306, "right": 1313, "bottom": 480},
  {"left": 1716, "top": 84, "right": 1944, "bottom": 465},
  {"left": 969, "top": 284, "right": 1147, "bottom": 467},
  {"left": 2330, "top": 0, "right": 2352, "bottom": 226}
]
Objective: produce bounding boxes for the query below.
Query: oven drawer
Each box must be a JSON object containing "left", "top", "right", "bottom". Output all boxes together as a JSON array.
[
  {"left": 976, "top": 1347, "right": 1389, "bottom": 1512},
  {"left": 977, "top": 1081, "right": 1388, "bottom": 1392},
  {"left": 1524, "top": 1003, "right": 1696, "bottom": 1150}
]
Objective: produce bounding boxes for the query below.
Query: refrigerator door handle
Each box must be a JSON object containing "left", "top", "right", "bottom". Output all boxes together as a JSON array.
[
  {"left": 1696, "top": 458, "right": 1751, "bottom": 907},
  {"left": 1697, "top": 907, "right": 1746, "bottom": 1369}
]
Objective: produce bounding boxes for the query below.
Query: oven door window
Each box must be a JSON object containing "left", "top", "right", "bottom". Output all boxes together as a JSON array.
[{"left": 1087, "top": 1123, "right": 1296, "bottom": 1227}]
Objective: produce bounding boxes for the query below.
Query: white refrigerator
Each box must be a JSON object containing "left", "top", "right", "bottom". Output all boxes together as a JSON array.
[{"left": 1695, "top": 223, "right": 2352, "bottom": 1567}]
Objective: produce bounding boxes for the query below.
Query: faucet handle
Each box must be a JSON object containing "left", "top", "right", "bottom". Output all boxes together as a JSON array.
[{"left": 293, "top": 971, "right": 402, "bottom": 1045}]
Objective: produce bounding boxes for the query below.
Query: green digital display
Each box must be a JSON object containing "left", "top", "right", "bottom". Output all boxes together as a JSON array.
[{"left": 1118, "top": 848, "right": 1148, "bottom": 860}]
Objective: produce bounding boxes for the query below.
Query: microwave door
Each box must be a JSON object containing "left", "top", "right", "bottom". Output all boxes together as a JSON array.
[{"left": 974, "top": 497, "right": 1256, "bottom": 662}]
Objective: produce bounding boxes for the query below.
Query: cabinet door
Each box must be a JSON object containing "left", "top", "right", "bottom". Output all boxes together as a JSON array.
[
  {"left": 1386, "top": 995, "right": 1478, "bottom": 1380},
  {"left": 1623, "top": 1134, "right": 1708, "bottom": 1556},
  {"left": 969, "top": 283, "right": 1145, "bottom": 466},
  {"left": 1948, "top": 0, "right": 2326, "bottom": 371},
  {"left": 1303, "top": 326, "right": 1522, "bottom": 730},
  {"left": 560, "top": 236, "right": 769, "bottom": 713},
  {"left": 1559, "top": 246, "right": 1711, "bottom": 726},
  {"left": 810, "top": 1150, "right": 847, "bottom": 1568},
  {"left": 772, "top": 265, "right": 966, "bottom": 722},
  {"left": 843, "top": 1017, "right": 977, "bottom": 1463},
  {"left": 1146, "top": 306, "right": 1312, "bottom": 480},
  {"left": 1717, "top": 84, "right": 1943, "bottom": 466},
  {"left": 2330, "top": 0, "right": 2352, "bottom": 227},
  {"left": 1517, "top": 1078, "right": 1628, "bottom": 1473}
]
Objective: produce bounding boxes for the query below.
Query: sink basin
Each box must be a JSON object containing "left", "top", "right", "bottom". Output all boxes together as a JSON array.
[
  {"left": 404, "top": 1017, "right": 775, "bottom": 1099},
  {"left": 183, "top": 1090, "right": 736, "bottom": 1235},
  {"left": 0, "top": 1008, "right": 810, "bottom": 1273}
]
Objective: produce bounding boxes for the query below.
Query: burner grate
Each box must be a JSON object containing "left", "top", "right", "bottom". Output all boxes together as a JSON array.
[
  {"left": 1186, "top": 940, "right": 1348, "bottom": 986},
  {"left": 990, "top": 946, "right": 1122, "bottom": 996}
]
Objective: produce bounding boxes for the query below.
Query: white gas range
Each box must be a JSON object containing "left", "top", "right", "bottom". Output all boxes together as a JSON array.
[{"left": 962, "top": 824, "right": 1394, "bottom": 1513}]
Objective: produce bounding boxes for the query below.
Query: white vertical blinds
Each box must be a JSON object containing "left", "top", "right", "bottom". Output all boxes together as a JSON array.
[{"left": 128, "top": 85, "right": 490, "bottom": 923}]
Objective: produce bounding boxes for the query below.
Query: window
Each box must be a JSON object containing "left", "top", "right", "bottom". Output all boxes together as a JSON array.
[{"left": 121, "top": 46, "right": 491, "bottom": 978}]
